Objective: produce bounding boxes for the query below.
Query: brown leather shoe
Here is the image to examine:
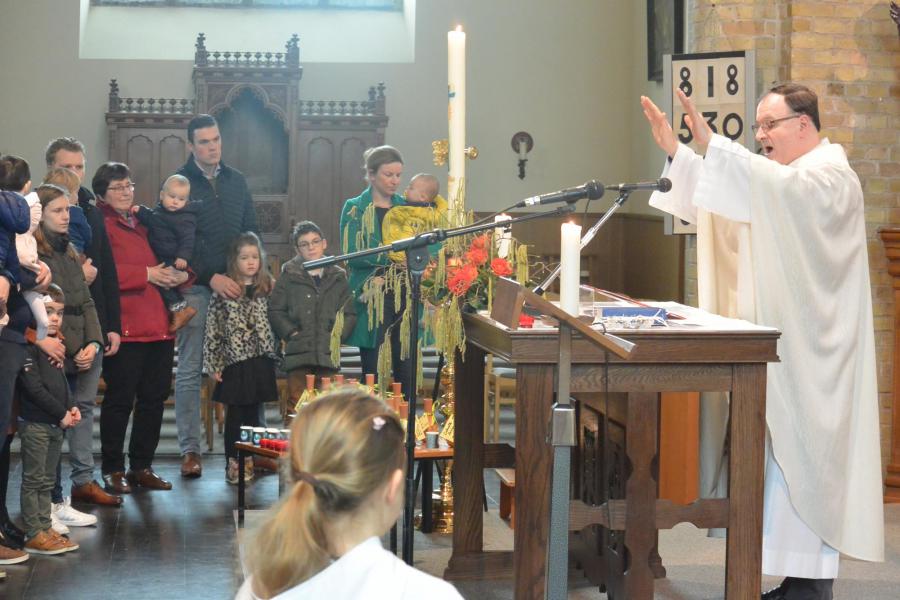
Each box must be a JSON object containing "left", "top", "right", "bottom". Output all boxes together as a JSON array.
[
  {"left": 180, "top": 453, "right": 202, "bottom": 478},
  {"left": 126, "top": 468, "right": 172, "bottom": 491},
  {"left": 102, "top": 471, "right": 132, "bottom": 494},
  {"left": 71, "top": 480, "right": 123, "bottom": 506},
  {"left": 169, "top": 306, "right": 198, "bottom": 333}
]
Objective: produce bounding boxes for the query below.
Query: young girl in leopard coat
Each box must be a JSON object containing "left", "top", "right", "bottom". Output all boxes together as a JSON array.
[{"left": 203, "top": 232, "right": 277, "bottom": 484}]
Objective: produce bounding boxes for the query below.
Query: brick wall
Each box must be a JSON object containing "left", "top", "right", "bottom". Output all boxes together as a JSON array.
[{"left": 686, "top": 0, "right": 900, "bottom": 468}]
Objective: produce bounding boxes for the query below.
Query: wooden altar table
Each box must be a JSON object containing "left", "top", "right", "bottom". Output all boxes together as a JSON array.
[{"left": 444, "top": 306, "right": 779, "bottom": 599}]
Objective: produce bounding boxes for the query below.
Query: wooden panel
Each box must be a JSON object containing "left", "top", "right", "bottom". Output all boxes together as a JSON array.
[
  {"left": 125, "top": 134, "right": 155, "bottom": 208},
  {"left": 878, "top": 228, "right": 900, "bottom": 503},
  {"left": 305, "top": 136, "right": 336, "bottom": 244},
  {"left": 513, "top": 364, "right": 555, "bottom": 599},
  {"left": 659, "top": 392, "right": 699, "bottom": 504},
  {"left": 217, "top": 88, "right": 289, "bottom": 194},
  {"left": 725, "top": 363, "right": 766, "bottom": 598},
  {"left": 158, "top": 134, "right": 189, "bottom": 189}
]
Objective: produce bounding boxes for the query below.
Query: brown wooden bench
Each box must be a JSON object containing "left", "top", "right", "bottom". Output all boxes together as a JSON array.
[{"left": 495, "top": 467, "right": 515, "bottom": 528}]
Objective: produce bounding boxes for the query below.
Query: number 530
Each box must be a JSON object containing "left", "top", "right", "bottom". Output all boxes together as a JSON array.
[{"left": 678, "top": 111, "right": 744, "bottom": 144}]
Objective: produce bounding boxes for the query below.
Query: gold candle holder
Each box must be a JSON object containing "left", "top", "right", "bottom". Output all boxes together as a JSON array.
[{"left": 432, "top": 460, "right": 454, "bottom": 533}]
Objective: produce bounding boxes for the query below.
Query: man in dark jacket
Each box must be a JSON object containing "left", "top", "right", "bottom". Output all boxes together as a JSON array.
[
  {"left": 173, "top": 114, "right": 258, "bottom": 477},
  {"left": 45, "top": 138, "right": 121, "bottom": 507}
]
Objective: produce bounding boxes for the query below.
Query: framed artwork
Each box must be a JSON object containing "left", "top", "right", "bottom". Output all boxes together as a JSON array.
[{"left": 647, "top": 0, "right": 684, "bottom": 82}]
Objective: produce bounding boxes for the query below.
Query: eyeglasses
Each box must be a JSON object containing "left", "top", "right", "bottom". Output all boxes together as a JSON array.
[
  {"left": 751, "top": 114, "right": 801, "bottom": 133},
  {"left": 297, "top": 238, "right": 324, "bottom": 250},
  {"left": 107, "top": 182, "right": 135, "bottom": 193}
]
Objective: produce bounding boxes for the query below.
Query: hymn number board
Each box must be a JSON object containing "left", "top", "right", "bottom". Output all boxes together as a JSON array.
[{"left": 662, "top": 50, "right": 756, "bottom": 234}]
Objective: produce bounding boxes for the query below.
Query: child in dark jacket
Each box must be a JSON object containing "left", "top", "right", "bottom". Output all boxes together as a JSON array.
[
  {"left": 134, "top": 174, "right": 198, "bottom": 332},
  {"left": 268, "top": 221, "right": 356, "bottom": 409},
  {"left": 17, "top": 285, "right": 80, "bottom": 555}
]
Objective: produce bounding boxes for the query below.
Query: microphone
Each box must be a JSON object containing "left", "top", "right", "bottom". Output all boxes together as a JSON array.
[
  {"left": 605, "top": 178, "right": 672, "bottom": 193},
  {"left": 516, "top": 180, "right": 605, "bottom": 208}
]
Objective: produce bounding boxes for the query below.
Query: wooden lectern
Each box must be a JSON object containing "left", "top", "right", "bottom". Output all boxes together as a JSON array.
[{"left": 444, "top": 279, "right": 780, "bottom": 599}]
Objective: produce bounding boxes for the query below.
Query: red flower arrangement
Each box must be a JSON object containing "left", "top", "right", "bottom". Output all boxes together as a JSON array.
[{"left": 424, "top": 233, "right": 520, "bottom": 312}]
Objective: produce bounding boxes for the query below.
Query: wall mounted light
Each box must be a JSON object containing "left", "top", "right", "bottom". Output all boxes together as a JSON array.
[{"left": 511, "top": 131, "right": 533, "bottom": 179}]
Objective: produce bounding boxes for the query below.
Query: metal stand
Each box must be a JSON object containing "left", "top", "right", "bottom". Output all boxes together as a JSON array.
[
  {"left": 534, "top": 190, "right": 632, "bottom": 295},
  {"left": 304, "top": 203, "right": 578, "bottom": 566}
]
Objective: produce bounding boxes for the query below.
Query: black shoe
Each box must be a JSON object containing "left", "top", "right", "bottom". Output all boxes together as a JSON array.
[
  {"left": 0, "top": 526, "right": 23, "bottom": 551},
  {"left": 762, "top": 578, "right": 791, "bottom": 600},
  {"left": 0, "top": 520, "right": 25, "bottom": 549}
]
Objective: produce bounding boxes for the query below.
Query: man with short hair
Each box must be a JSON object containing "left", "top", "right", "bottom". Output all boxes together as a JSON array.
[
  {"left": 174, "top": 114, "right": 258, "bottom": 477},
  {"left": 44, "top": 137, "right": 122, "bottom": 509},
  {"left": 641, "top": 85, "right": 884, "bottom": 599}
]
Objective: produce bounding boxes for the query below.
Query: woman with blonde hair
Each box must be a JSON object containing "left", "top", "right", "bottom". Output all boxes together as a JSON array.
[{"left": 236, "top": 390, "right": 462, "bottom": 599}]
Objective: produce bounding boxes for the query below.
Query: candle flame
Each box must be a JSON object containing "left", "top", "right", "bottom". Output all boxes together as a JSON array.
[{"left": 455, "top": 25, "right": 463, "bottom": 32}]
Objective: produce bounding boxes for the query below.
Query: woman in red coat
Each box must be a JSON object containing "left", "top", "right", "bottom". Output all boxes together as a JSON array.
[{"left": 93, "top": 163, "right": 189, "bottom": 495}]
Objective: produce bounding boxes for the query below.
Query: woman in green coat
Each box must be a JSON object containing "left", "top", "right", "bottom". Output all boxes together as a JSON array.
[{"left": 339, "top": 146, "right": 411, "bottom": 398}]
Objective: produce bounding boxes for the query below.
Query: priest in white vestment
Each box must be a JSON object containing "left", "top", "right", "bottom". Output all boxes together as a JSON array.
[{"left": 640, "top": 84, "right": 884, "bottom": 600}]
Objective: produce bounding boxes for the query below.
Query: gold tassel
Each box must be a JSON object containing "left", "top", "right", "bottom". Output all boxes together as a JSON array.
[
  {"left": 516, "top": 243, "right": 530, "bottom": 285},
  {"left": 416, "top": 340, "right": 424, "bottom": 393},
  {"left": 377, "top": 337, "right": 392, "bottom": 398},
  {"left": 435, "top": 248, "right": 446, "bottom": 291},
  {"left": 330, "top": 308, "right": 344, "bottom": 367},
  {"left": 399, "top": 307, "right": 411, "bottom": 360}
]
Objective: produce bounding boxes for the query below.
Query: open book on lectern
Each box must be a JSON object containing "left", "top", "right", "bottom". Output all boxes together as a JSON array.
[{"left": 489, "top": 277, "right": 634, "bottom": 360}]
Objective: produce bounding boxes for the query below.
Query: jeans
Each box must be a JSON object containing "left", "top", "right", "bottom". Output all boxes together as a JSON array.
[
  {"left": 101, "top": 341, "right": 174, "bottom": 473},
  {"left": 174, "top": 285, "right": 211, "bottom": 456},
  {"left": 51, "top": 352, "right": 102, "bottom": 503},
  {"left": 20, "top": 421, "right": 64, "bottom": 539}
]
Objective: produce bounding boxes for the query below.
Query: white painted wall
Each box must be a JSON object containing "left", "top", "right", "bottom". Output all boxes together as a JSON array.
[{"left": 1, "top": 0, "right": 655, "bottom": 214}]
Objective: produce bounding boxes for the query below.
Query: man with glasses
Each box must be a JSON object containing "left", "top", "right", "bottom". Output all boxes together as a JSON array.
[
  {"left": 640, "top": 84, "right": 883, "bottom": 599},
  {"left": 268, "top": 220, "right": 355, "bottom": 413},
  {"left": 43, "top": 138, "right": 123, "bottom": 511},
  {"left": 173, "top": 114, "right": 258, "bottom": 478}
]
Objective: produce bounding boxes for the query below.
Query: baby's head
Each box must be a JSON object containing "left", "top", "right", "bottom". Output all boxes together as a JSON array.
[
  {"left": 43, "top": 284, "right": 66, "bottom": 337},
  {"left": 404, "top": 173, "right": 440, "bottom": 205},
  {"left": 43, "top": 168, "right": 80, "bottom": 206},
  {"left": 0, "top": 155, "right": 31, "bottom": 195},
  {"left": 159, "top": 174, "right": 190, "bottom": 212}
]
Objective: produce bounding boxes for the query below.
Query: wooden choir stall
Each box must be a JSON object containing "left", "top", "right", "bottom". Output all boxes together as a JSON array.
[
  {"left": 105, "top": 33, "right": 388, "bottom": 263},
  {"left": 445, "top": 286, "right": 780, "bottom": 599}
]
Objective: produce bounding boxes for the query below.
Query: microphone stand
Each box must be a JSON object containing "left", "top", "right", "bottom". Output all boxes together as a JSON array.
[
  {"left": 533, "top": 190, "right": 633, "bottom": 295},
  {"left": 304, "top": 202, "right": 578, "bottom": 566}
]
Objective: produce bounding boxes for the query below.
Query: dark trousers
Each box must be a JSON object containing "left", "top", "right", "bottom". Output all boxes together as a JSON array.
[
  {"left": 224, "top": 405, "right": 260, "bottom": 460},
  {"left": 0, "top": 341, "right": 25, "bottom": 520},
  {"left": 100, "top": 340, "right": 174, "bottom": 473},
  {"left": 359, "top": 287, "right": 413, "bottom": 404},
  {"left": 19, "top": 421, "right": 63, "bottom": 538},
  {"left": 0, "top": 434, "right": 13, "bottom": 522}
]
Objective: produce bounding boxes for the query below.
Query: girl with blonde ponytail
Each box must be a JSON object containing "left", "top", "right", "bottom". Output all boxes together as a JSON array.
[{"left": 235, "top": 390, "right": 463, "bottom": 600}]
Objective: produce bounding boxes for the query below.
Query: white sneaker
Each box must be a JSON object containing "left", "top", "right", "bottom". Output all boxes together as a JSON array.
[
  {"left": 50, "top": 511, "right": 70, "bottom": 536},
  {"left": 51, "top": 497, "right": 97, "bottom": 527}
]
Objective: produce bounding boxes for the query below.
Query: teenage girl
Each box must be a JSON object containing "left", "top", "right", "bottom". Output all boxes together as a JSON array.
[
  {"left": 203, "top": 232, "right": 277, "bottom": 484},
  {"left": 236, "top": 389, "right": 463, "bottom": 599}
]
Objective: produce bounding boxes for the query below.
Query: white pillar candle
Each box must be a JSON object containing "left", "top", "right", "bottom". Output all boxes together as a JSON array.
[
  {"left": 559, "top": 222, "right": 582, "bottom": 316},
  {"left": 448, "top": 25, "right": 466, "bottom": 214},
  {"left": 494, "top": 214, "right": 512, "bottom": 259}
]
